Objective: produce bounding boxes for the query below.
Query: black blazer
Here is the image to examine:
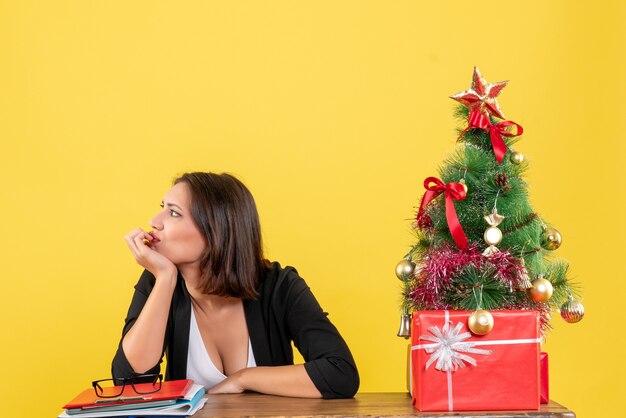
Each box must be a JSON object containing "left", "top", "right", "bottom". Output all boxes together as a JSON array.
[{"left": 111, "top": 262, "right": 359, "bottom": 399}]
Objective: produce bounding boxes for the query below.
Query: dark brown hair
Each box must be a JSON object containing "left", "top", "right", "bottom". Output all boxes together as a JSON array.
[{"left": 174, "top": 172, "right": 267, "bottom": 299}]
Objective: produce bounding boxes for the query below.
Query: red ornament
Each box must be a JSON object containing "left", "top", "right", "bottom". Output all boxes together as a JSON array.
[
  {"left": 416, "top": 213, "right": 434, "bottom": 231},
  {"left": 450, "top": 67, "right": 508, "bottom": 119}
]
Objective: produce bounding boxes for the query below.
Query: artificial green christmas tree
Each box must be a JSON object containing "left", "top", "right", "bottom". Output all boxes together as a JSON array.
[{"left": 396, "top": 67, "right": 584, "bottom": 339}]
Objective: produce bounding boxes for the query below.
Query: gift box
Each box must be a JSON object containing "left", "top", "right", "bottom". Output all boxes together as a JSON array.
[
  {"left": 540, "top": 351, "right": 549, "bottom": 404},
  {"left": 411, "top": 310, "right": 540, "bottom": 412}
]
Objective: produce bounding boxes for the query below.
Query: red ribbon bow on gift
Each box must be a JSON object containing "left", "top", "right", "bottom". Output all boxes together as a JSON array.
[
  {"left": 459, "top": 109, "right": 524, "bottom": 164},
  {"left": 417, "top": 177, "right": 468, "bottom": 250}
]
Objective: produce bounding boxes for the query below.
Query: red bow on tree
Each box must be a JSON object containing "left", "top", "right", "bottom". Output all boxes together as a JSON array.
[
  {"left": 460, "top": 109, "right": 524, "bottom": 164},
  {"left": 417, "top": 177, "right": 468, "bottom": 250}
]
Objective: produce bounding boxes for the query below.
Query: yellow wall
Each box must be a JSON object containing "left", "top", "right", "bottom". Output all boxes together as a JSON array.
[{"left": 1, "top": 1, "right": 623, "bottom": 417}]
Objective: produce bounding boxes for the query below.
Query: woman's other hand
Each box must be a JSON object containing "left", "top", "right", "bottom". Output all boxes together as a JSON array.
[
  {"left": 124, "top": 228, "right": 177, "bottom": 279},
  {"left": 207, "top": 370, "right": 246, "bottom": 395}
]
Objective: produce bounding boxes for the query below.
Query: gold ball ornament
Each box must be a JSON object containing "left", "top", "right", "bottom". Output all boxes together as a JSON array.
[
  {"left": 510, "top": 151, "right": 524, "bottom": 165},
  {"left": 484, "top": 226, "right": 503, "bottom": 246},
  {"left": 529, "top": 277, "right": 554, "bottom": 302},
  {"left": 395, "top": 259, "right": 416, "bottom": 281},
  {"left": 560, "top": 298, "right": 585, "bottom": 323},
  {"left": 468, "top": 310, "right": 494, "bottom": 335},
  {"left": 541, "top": 227, "right": 562, "bottom": 251}
]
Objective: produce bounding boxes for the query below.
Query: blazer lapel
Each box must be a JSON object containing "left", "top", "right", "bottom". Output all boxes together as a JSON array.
[{"left": 168, "top": 273, "right": 191, "bottom": 380}]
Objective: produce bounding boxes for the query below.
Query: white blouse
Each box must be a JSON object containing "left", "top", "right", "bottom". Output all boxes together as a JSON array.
[{"left": 186, "top": 307, "right": 256, "bottom": 389}]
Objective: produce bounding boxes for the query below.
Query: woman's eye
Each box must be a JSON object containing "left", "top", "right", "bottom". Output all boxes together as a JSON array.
[{"left": 170, "top": 210, "right": 181, "bottom": 217}]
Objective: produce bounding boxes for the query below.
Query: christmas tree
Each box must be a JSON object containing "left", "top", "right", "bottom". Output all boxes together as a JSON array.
[{"left": 396, "top": 67, "right": 584, "bottom": 338}]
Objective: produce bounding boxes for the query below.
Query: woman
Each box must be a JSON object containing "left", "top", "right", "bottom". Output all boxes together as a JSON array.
[{"left": 111, "top": 172, "right": 359, "bottom": 399}]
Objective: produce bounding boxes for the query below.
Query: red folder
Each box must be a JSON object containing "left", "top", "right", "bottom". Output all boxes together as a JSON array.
[{"left": 63, "top": 379, "right": 194, "bottom": 410}]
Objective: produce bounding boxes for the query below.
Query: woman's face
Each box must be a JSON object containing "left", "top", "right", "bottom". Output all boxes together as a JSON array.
[{"left": 149, "top": 182, "right": 207, "bottom": 267}]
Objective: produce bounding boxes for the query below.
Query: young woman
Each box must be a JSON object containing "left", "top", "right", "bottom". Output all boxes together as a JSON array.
[{"left": 111, "top": 172, "right": 359, "bottom": 399}]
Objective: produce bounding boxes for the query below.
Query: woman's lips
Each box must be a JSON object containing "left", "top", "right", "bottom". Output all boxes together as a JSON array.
[{"left": 148, "top": 231, "right": 161, "bottom": 243}]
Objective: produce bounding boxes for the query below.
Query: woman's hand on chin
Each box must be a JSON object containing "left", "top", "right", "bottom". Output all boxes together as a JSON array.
[
  {"left": 124, "top": 228, "right": 177, "bottom": 280},
  {"left": 207, "top": 370, "right": 246, "bottom": 394}
]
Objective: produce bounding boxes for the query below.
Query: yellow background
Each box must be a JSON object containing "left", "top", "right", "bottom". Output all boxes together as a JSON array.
[{"left": 1, "top": 1, "right": 623, "bottom": 417}]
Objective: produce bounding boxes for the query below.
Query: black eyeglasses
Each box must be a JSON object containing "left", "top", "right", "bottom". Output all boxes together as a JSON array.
[{"left": 92, "top": 374, "right": 163, "bottom": 399}]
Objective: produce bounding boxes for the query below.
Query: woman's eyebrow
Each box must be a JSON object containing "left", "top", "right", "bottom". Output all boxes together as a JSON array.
[{"left": 162, "top": 201, "right": 184, "bottom": 211}]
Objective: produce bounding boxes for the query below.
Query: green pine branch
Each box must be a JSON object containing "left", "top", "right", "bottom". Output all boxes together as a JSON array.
[{"left": 446, "top": 266, "right": 518, "bottom": 310}]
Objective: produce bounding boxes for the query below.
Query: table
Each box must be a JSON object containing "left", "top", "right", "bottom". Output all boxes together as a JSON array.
[{"left": 194, "top": 392, "right": 575, "bottom": 417}]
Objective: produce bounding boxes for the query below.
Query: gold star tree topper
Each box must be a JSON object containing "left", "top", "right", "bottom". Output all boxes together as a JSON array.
[{"left": 450, "top": 67, "right": 509, "bottom": 119}]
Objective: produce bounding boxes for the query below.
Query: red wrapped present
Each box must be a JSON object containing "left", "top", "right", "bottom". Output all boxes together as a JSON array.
[
  {"left": 411, "top": 310, "right": 540, "bottom": 412},
  {"left": 540, "top": 351, "right": 549, "bottom": 404}
]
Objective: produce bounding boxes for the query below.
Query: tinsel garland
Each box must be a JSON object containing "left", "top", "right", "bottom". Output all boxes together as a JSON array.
[{"left": 407, "top": 243, "right": 552, "bottom": 336}]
